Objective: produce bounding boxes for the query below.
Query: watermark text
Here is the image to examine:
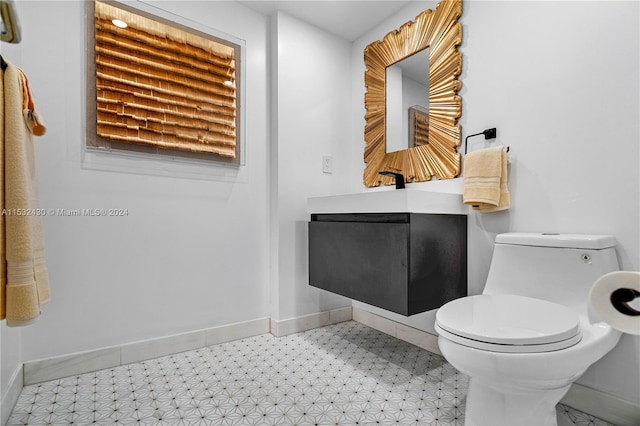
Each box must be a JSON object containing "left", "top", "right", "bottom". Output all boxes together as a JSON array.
[{"left": 2, "top": 208, "right": 129, "bottom": 217}]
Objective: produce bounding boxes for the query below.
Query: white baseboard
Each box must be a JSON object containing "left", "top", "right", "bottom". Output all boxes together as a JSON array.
[
  {"left": 270, "top": 306, "right": 352, "bottom": 337},
  {"left": 21, "top": 307, "right": 353, "bottom": 386},
  {"left": 561, "top": 382, "right": 640, "bottom": 426},
  {"left": 23, "top": 317, "right": 270, "bottom": 385},
  {"left": 352, "top": 306, "right": 441, "bottom": 355},
  {"left": 1, "top": 363, "right": 23, "bottom": 426}
]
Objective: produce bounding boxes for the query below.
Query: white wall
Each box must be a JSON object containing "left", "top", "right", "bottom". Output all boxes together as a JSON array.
[
  {"left": 0, "top": 325, "right": 22, "bottom": 418},
  {"left": 3, "top": 0, "right": 271, "bottom": 363},
  {"left": 271, "top": 11, "right": 352, "bottom": 321},
  {"left": 350, "top": 0, "right": 639, "bottom": 405}
]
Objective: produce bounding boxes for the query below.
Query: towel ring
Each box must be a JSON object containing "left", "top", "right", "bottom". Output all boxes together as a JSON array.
[{"left": 464, "top": 128, "right": 509, "bottom": 155}]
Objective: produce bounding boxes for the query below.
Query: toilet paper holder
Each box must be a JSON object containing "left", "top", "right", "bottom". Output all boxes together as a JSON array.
[{"left": 611, "top": 288, "right": 640, "bottom": 316}]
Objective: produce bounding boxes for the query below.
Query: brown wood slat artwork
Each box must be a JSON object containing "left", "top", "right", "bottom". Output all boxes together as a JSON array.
[{"left": 94, "top": 1, "right": 237, "bottom": 158}]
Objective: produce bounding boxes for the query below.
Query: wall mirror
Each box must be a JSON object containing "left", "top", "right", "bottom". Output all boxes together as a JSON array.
[
  {"left": 385, "top": 48, "right": 430, "bottom": 153},
  {"left": 363, "top": 0, "right": 462, "bottom": 187}
]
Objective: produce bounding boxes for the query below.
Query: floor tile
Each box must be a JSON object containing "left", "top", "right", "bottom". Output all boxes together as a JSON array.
[{"left": 7, "top": 321, "right": 612, "bottom": 426}]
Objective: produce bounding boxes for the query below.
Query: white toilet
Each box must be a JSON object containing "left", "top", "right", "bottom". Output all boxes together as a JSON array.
[{"left": 435, "top": 232, "right": 622, "bottom": 426}]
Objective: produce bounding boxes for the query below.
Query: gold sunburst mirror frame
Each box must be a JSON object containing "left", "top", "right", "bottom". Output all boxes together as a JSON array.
[{"left": 363, "top": 0, "right": 462, "bottom": 187}]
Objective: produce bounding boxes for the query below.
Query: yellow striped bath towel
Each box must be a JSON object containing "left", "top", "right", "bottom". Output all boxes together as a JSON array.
[
  {"left": 463, "top": 145, "right": 510, "bottom": 212},
  {"left": 1, "top": 60, "right": 50, "bottom": 326}
]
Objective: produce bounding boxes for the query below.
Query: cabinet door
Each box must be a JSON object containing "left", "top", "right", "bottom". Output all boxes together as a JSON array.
[
  {"left": 309, "top": 221, "right": 410, "bottom": 315},
  {"left": 407, "top": 214, "right": 467, "bottom": 314}
]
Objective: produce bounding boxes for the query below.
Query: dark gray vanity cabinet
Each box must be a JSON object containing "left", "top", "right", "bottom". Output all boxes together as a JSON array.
[{"left": 309, "top": 213, "right": 466, "bottom": 316}]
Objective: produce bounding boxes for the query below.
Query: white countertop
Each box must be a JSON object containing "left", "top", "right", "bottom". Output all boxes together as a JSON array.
[{"left": 307, "top": 189, "right": 467, "bottom": 215}]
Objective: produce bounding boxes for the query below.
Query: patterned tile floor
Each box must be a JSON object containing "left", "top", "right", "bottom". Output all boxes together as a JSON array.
[{"left": 8, "top": 321, "right": 613, "bottom": 425}]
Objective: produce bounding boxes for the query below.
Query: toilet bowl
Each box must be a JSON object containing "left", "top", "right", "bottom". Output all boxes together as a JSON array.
[
  {"left": 435, "top": 233, "right": 623, "bottom": 426},
  {"left": 436, "top": 302, "right": 620, "bottom": 425}
]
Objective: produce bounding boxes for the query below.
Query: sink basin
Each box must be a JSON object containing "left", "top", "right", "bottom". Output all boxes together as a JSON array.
[{"left": 307, "top": 189, "right": 467, "bottom": 215}]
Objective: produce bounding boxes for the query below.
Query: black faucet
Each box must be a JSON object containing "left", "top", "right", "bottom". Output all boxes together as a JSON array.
[{"left": 379, "top": 171, "right": 405, "bottom": 189}]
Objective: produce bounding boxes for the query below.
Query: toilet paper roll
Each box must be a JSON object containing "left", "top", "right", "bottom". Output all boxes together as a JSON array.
[{"left": 589, "top": 271, "right": 640, "bottom": 335}]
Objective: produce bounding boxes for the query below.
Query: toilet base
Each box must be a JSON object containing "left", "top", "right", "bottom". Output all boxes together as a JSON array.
[{"left": 464, "top": 378, "right": 571, "bottom": 426}]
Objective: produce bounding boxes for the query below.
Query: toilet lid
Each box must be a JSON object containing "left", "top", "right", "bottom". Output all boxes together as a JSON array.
[{"left": 436, "top": 295, "right": 581, "bottom": 350}]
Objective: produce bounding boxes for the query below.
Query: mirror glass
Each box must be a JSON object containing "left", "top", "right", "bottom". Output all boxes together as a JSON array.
[
  {"left": 385, "top": 48, "right": 429, "bottom": 153},
  {"left": 363, "top": 0, "right": 462, "bottom": 187}
]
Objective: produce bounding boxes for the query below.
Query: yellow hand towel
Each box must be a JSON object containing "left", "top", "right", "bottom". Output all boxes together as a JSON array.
[
  {"left": 463, "top": 145, "right": 510, "bottom": 212},
  {"left": 1, "top": 61, "right": 50, "bottom": 326}
]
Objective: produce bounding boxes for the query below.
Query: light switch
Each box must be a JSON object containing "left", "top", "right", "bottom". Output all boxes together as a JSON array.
[{"left": 322, "top": 156, "right": 333, "bottom": 174}]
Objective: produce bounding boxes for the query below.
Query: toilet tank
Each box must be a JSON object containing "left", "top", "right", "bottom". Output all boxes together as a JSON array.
[{"left": 483, "top": 233, "right": 619, "bottom": 315}]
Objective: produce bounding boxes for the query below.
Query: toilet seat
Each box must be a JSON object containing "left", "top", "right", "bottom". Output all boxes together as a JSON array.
[{"left": 435, "top": 294, "right": 582, "bottom": 353}]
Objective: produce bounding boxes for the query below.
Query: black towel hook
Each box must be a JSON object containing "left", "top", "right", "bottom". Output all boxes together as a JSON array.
[{"left": 464, "top": 128, "right": 509, "bottom": 155}]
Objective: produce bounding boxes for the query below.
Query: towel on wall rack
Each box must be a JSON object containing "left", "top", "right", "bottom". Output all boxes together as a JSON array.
[
  {"left": 1, "top": 59, "right": 50, "bottom": 326},
  {"left": 463, "top": 145, "right": 510, "bottom": 212}
]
